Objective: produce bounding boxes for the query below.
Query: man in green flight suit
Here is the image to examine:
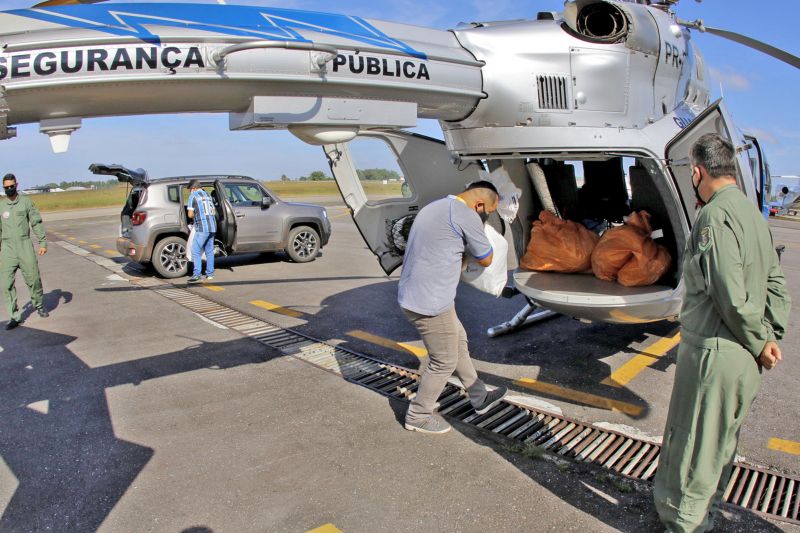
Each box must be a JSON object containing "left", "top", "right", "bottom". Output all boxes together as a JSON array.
[
  {"left": 0, "top": 173, "right": 49, "bottom": 330},
  {"left": 654, "top": 133, "right": 791, "bottom": 532}
]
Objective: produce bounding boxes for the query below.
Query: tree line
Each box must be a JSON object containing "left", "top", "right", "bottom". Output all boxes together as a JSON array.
[
  {"left": 283, "top": 168, "right": 403, "bottom": 181},
  {"left": 36, "top": 179, "right": 121, "bottom": 189}
]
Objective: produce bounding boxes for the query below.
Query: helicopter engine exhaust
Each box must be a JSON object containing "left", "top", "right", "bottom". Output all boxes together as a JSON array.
[{"left": 575, "top": 2, "right": 628, "bottom": 42}]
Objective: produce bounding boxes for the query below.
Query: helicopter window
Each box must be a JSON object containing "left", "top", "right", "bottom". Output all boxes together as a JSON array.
[
  {"left": 347, "top": 137, "right": 413, "bottom": 204},
  {"left": 576, "top": 157, "right": 630, "bottom": 223}
]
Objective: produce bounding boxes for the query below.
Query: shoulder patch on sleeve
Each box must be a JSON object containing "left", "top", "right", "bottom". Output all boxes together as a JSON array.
[{"left": 698, "top": 225, "right": 713, "bottom": 252}]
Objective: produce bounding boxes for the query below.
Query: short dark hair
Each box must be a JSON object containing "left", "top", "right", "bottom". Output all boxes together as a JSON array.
[
  {"left": 691, "top": 133, "right": 736, "bottom": 178},
  {"left": 188, "top": 179, "right": 200, "bottom": 189},
  {"left": 465, "top": 180, "right": 499, "bottom": 197},
  {"left": 3, "top": 173, "right": 16, "bottom": 184},
  {"left": 464, "top": 180, "right": 499, "bottom": 205}
]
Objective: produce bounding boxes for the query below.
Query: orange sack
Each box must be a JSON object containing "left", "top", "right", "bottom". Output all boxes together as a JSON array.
[
  {"left": 591, "top": 211, "right": 672, "bottom": 287},
  {"left": 520, "top": 211, "right": 600, "bottom": 273}
]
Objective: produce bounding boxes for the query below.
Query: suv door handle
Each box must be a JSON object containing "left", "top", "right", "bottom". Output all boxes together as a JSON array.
[{"left": 235, "top": 212, "right": 245, "bottom": 218}]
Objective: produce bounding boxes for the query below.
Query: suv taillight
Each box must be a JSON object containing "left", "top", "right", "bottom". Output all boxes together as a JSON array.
[{"left": 131, "top": 211, "right": 147, "bottom": 225}]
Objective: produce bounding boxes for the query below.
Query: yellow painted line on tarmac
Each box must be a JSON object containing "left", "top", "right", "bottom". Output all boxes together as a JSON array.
[
  {"left": 68, "top": 237, "right": 77, "bottom": 240},
  {"left": 201, "top": 282, "right": 224, "bottom": 292},
  {"left": 90, "top": 244, "right": 102, "bottom": 249},
  {"left": 514, "top": 378, "right": 643, "bottom": 417},
  {"left": 79, "top": 240, "right": 88, "bottom": 244},
  {"left": 250, "top": 299, "right": 304, "bottom": 318},
  {"left": 601, "top": 331, "right": 681, "bottom": 389},
  {"left": 347, "top": 329, "right": 428, "bottom": 358},
  {"left": 306, "top": 525, "right": 343, "bottom": 533},
  {"left": 105, "top": 249, "right": 118, "bottom": 255},
  {"left": 767, "top": 438, "right": 800, "bottom": 456}
]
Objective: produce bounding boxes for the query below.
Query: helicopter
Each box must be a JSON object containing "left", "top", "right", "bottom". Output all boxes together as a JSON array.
[{"left": 0, "top": 0, "right": 796, "bottom": 329}]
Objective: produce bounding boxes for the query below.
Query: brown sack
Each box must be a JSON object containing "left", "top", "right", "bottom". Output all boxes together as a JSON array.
[
  {"left": 520, "top": 211, "right": 600, "bottom": 273},
  {"left": 591, "top": 211, "right": 672, "bottom": 287}
]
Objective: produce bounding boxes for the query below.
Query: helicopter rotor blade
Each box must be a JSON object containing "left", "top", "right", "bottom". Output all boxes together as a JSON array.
[
  {"left": 32, "top": 0, "right": 108, "bottom": 6},
  {"left": 680, "top": 19, "right": 799, "bottom": 69}
]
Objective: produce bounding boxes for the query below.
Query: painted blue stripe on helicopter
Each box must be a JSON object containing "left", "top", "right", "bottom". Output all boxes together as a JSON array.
[{"left": 6, "top": 3, "right": 427, "bottom": 59}]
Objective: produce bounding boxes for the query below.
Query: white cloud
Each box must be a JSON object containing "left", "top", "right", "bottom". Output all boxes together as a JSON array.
[
  {"left": 709, "top": 66, "right": 752, "bottom": 91},
  {"left": 773, "top": 128, "right": 800, "bottom": 142},
  {"left": 744, "top": 127, "right": 778, "bottom": 144}
]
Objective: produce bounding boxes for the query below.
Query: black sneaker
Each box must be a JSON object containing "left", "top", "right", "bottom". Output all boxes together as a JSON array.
[
  {"left": 6, "top": 319, "right": 20, "bottom": 330},
  {"left": 474, "top": 385, "right": 508, "bottom": 415},
  {"left": 37, "top": 308, "right": 49, "bottom": 318},
  {"left": 187, "top": 275, "right": 202, "bottom": 284},
  {"left": 404, "top": 414, "right": 452, "bottom": 434}
]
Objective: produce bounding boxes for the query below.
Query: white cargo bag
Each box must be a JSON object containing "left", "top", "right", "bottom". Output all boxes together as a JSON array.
[
  {"left": 186, "top": 225, "right": 206, "bottom": 263},
  {"left": 478, "top": 167, "right": 522, "bottom": 225},
  {"left": 461, "top": 224, "right": 509, "bottom": 297}
]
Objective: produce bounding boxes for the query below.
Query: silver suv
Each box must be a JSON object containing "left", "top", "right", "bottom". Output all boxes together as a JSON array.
[{"left": 91, "top": 164, "right": 331, "bottom": 278}]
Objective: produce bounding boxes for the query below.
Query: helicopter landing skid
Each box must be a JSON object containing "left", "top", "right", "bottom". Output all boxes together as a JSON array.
[{"left": 487, "top": 297, "right": 559, "bottom": 338}]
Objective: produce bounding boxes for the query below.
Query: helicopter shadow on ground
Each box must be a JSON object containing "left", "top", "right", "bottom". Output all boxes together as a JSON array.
[
  {"left": 292, "top": 277, "right": 678, "bottom": 421},
  {"left": 300, "top": 277, "right": 781, "bottom": 529},
  {"left": 0, "top": 326, "right": 279, "bottom": 532},
  {"left": 336, "top": 351, "right": 782, "bottom": 532}
]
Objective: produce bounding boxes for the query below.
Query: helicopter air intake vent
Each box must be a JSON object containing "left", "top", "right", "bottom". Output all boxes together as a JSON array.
[{"left": 536, "top": 74, "right": 571, "bottom": 111}]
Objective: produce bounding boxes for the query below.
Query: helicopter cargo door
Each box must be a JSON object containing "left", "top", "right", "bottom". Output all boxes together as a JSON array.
[
  {"left": 666, "top": 99, "right": 755, "bottom": 225},
  {"left": 324, "top": 131, "right": 480, "bottom": 274}
]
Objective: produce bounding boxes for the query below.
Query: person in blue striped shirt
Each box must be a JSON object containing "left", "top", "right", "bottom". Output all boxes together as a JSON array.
[{"left": 186, "top": 180, "right": 217, "bottom": 283}]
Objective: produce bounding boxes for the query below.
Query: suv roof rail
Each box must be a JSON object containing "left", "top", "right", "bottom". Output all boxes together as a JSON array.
[{"left": 89, "top": 165, "right": 260, "bottom": 186}]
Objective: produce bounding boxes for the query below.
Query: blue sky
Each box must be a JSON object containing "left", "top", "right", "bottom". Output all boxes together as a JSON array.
[{"left": 0, "top": 0, "right": 797, "bottom": 187}]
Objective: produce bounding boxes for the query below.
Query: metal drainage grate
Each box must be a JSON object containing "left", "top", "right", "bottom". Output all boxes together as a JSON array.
[{"left": 147, "top": 285, "right": 800, "bottom": 526}]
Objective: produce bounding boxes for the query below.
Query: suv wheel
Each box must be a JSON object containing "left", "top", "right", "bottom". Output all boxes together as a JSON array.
[
  {"left": 285, "top": 225, "right": 320, "bottom": 263},
  {"left": 153, "top": 236, "right": 189, "bottom": 278}
]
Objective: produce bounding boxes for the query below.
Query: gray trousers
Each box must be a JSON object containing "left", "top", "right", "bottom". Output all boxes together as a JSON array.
[{"left": 403, "top": 306, "right": 488, "bottom": 423}]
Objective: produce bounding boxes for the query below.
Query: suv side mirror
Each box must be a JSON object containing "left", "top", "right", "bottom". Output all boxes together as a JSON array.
[{"left": 261, "top": 196, "right": 274, "bottom": 209}]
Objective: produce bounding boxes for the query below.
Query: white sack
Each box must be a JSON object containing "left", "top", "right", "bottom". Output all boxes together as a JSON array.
[
  {"left": 479, "top": 167, "right": 522, "bottom": 225},
  {"left": 186, "top": 225, "right": 206, "bottom": 263},
  {"left": 461, "top": 224, "right": 509, "bottom": 297}
]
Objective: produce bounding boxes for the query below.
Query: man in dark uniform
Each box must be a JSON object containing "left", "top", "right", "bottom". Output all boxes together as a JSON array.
[
  {"left": 0, "top": 173, "right": 49, "bottom": 330},
  {"left": 654, "top": 133, "right": 791, "bottom": 532}
]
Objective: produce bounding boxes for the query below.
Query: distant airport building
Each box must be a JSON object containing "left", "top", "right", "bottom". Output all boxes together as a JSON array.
[{"left": 20, "top": 186, "right": 65, "bottom": 194}]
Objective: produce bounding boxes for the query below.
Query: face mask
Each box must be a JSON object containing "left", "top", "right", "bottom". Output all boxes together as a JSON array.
[
  {"left": 4, "top": 186, "right": 16, "bottom": 197},
  {"left": 476, "top": 206, "right": 489, "bottom": 224}
]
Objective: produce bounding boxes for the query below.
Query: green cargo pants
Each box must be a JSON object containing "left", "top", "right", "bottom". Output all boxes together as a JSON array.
[
  {"left": 654, "top": 331, "right": 761, "bottom": 532},
  {"left": 1, "top": 237, "right": 44, "bottom": 322}
]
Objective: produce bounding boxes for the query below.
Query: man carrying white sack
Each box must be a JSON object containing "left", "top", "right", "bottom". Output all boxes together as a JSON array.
[{"left": 399, "top": 181, "right": 508, "bottom": 434}]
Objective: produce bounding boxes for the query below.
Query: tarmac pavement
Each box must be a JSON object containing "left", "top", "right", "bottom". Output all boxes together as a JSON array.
[{"left": 0, "top": 206, "right": 794, "bottom": 531}]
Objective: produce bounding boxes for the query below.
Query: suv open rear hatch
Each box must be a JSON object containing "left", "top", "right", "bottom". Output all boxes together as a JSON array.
[{"left": 89, "top": 163, "right": 149, "bottom": 185}]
